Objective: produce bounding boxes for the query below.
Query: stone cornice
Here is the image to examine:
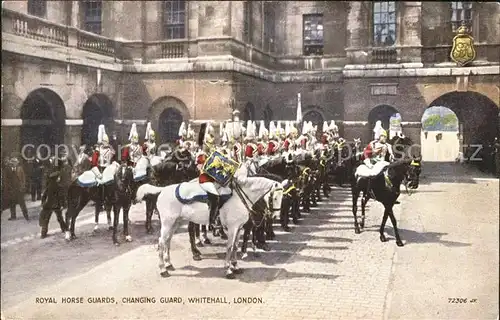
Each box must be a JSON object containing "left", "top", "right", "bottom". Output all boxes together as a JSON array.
[{"left": 3, "top": 32, "right": 499, "bottom": 83}]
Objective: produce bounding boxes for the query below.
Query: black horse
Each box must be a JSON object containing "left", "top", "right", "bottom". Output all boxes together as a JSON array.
[
  {"left": 240, "top": 173, "right": 284, "bottom": 255},
  {"left": 111, "top": 165, "right": 135, "bottom": 245},
  {"left": 351, "top": 158, "right": 422, "bottom": 246},
  {"left": 144, "top": 151, "right": 196, "bottom": 233},
  {"left": 64, "top": 148, "right": 115, "bottom": 240},
  {"left": 258, "top": 157, "right": 301, "bottom": 227},
  {"left": 389, "top": 135, "right": 414, "bottom": 161}
]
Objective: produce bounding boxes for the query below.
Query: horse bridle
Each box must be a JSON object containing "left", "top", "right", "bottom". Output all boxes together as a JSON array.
[{"left": 232, "top": 180, "right": 283, "bottom": 228}]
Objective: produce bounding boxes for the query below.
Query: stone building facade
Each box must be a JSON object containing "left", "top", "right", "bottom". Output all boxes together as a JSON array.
[{"left": 1, "top": 1, "right": 499, "bottom": 158}]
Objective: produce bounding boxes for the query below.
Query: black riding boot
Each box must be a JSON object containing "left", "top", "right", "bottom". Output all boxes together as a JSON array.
[{"left": 207, "top": 193, "right": 220, "bottom": 228}]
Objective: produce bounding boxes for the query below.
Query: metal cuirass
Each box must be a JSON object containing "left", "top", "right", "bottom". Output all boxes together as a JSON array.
[
  {"left": 372, "top": 141, "right": 388, "bottom": 160},
  {"left": 144, "top": 141, "right": 157, "bottom": 156},
  {"left": 129, "top": 143, "right": 143, "bottom": 163},
  {"left": 98, "top": 146, "right": 115, "bottom": 167}
]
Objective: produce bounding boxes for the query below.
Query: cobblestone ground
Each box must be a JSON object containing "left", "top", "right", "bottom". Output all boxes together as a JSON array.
[{"left": 1, "top": 162, "right": 498, "bottom": 320}]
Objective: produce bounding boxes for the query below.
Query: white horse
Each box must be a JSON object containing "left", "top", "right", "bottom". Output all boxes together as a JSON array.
[{"left": 136, "top": 165, "right": 284, "bottom": 279}]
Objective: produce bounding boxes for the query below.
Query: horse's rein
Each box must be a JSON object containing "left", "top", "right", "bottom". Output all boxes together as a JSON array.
[{"left": 232, "top": 181, "right": 279, "bottom": 228}]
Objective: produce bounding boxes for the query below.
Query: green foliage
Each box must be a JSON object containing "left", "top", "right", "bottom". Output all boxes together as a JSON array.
[{"left": 422, "top": 113, "right": 458, "bottom": 131}]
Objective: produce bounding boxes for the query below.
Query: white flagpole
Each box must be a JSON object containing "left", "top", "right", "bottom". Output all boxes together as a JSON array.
[{"left": 296, "top": 93, "right": 302, "bottom": 124}]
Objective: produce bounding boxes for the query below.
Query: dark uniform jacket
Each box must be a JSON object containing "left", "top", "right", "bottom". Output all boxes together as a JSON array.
[{"left": 41, "top": 161, "right": 66, "bottom": 210}]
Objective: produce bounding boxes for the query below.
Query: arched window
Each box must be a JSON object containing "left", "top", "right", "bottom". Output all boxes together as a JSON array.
[
  {"left": 82, "top": 0, "right": 102, "bottom": 35},
  {"left": 373, "top": 1, "right": 396, "bottom": 47},
  {"left": 162, "top": 0, "right": 186, "bottom": 39},
  {"left": 159, "top": 108, "right": 183, "bottom": 143},
  {"left": 451, "top": 2, "right": 472, "bottom": 32}
]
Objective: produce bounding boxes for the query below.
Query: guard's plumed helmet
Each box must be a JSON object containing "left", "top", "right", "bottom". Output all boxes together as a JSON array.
[
  {"left": 98, "top": 124, "right": 109, "bottom": 144},
  {"left": 178, "top": 122, "right": 187, "bottom": 138},
  {"left": 145, "top": 122, "right": 155, "bottom": 141},
  {"left": 129, "top": 123, "right": 139, "bottom": 143}
]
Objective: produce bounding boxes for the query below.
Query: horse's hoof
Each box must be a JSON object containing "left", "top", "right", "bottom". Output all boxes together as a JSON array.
[
  {"left": 193, "top": 254, "right": 202, "bottom": 261},
  {"left": 93, "top": 225, "right": 99, "bottom": 231},
  {"left": 220, "top": 234, "right": 228, "bottom": 240},
  {"left": 125, "top": 235, "right": 132, "bottom": 242},
  {"left": 396, "top": 241, "right": 404, "bottom": 247},
  {"left": 282, "top": 226, "right": 291, "bottom": 232},
  {"left": 108, "top": 226, "right": 114, "bottom": 231},
  {"left": 380, "top": 235, "right": 388, "bottom": 242},
  {"left": 232, "top": 268, "right": 243, "bottom": 275},
  {"left": 262, "top": 244, "right": 271, "bottom": 252},
  {"left": 203, "top": 238, "right": 211, "bottom": 245},
  {"left": 355, "top": 228, "right": 361, "bottom": 234},
  {"left": 64, "top": 231, "right": 72, "bottom": 241},
  {"left": 225, "top": 273, "right": 236, "bottom": 279},
  {"left": 146, "top": 229, "right": 153, "bottom": 234},
  {"left": 160, "top": 270, "right": 170, "bottom": 278},
  {"left": 242, "top": 252, "right": 248, "bottom": 259},
  {"left": 196, "top": 241, "right": 204, "bottom": 247},
  {"left": 166, "top": 264, "right": 175, "bottom": 271}
]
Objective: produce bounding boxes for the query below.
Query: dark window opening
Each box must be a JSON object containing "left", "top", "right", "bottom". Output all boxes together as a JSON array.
[
  {"left": 163, "top": 0, "right": 186, "bottom": 39},
  {"left": 303, "top": 14, "right": 323, "bottom": 56},
  {"left": 82, "top": 0, "right": 102, "bottom": 35},
  {"left": 373, "top": 1, "right": 396, "bottom": 47},
  {"left": 28, "top": 0, "right": 47, "bottom": 18}
]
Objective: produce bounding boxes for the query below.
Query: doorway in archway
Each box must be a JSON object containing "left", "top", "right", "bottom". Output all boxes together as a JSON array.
[
  {"left": 242, "top": 103, "right": 255, "bottom": 122},
  {"left": 368, "top": 105, "right": 401, "bottom": 140},
  {"left": 159, "top": 108, "right": 183, "bottom": 143},
  {"left": 303, "top": 110, "right": 324, "bottom": 131},
  {"left": 81, "top": 94, "right": 114, "bottom": 146},
  {"left": 420, "top": 106, "right": 460, "bottom": 161},
  {"left": 20, "top": 88, "right": 66, "bottom": 158}
]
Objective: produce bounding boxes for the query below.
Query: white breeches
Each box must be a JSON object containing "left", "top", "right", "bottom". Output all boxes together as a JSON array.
[{"left": 199, "top": 182, "right": 219, "bottom": 196}]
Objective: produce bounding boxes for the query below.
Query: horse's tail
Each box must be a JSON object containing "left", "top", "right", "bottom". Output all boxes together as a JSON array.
[{"left": 136, "top": 184, "right": 163, "bottom": 202}]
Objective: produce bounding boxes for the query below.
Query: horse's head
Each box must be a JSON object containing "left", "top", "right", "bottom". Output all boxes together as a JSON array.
[
  {"left": 406, "top": 157, "right": 422, "bottom": 189},
  {"left": 234, "top": 163, "right": 249, "bottom": 184},
  {"left": 266, "top": 181, "right": 284, "bottom": 217},
  {"left": 115, "top": 165, "right": 135, "bottom": 194}
]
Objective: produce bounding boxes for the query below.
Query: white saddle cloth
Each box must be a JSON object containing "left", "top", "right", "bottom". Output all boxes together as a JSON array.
[
  {"left": 176, "top": 181, "right": 232, "bottom": 204},
  {"left": 355, "top": 161, "right": 390, "bottom": 179},
  {"left": 258, "top": 157, "right": 269, "bottom": 167},
  {"left": 133, "top": 157, "right": 150, "bottom": 181},
  {"left": 77, "top": 162, "right": 119, "bottom": 187},
  {"left": 150, "top": 156, "right": 164, "bottom": 167}
]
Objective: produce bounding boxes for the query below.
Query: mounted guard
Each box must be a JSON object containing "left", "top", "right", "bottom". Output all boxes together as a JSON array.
[
  {"left": 143, "top": 122, "right": 157, "bottom": 158},
  {"left": 88, "top": 125, "right": 118, "bottom": 185},
  {"left": 177, "top": 122, "right": 188, "bottom": 148},
  {"left": 355, "top": 129, "right": 394, "bottom": 198},
  {"left": 197, "top": 123, "right": 238, "bottom": 228},
  {"left": 267, "top": 121, "right": 279, "bottom": 156},
  {"left": 122, "top": 123, "right": 148, "bottom": 181},
  {"left": 283, "top": 121, "right": 298, "bottom": 152}
]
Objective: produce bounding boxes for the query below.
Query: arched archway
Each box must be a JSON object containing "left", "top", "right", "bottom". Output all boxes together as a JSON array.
[
  {"left": 81, "top": 94, "right": 114, "bottom": 146},
  {"left": 303, "top": 109, "right": 324, "bottom": 131},
  {"left": 422, "top": 91, "right": 499, "bottom": 167},
  {"left": 368, "top": 104, "right": 400, "bottom": 138},
  {"left": 242, "top": 102, "right": 255, "bottom": 122},
  {"left": 159, "top": 108, "right": 183, "bottom": 143},
  {"left": 263, "top": 105, "right": 273, "bottom": 127},
  {"left": 149, "top": 96, "right": 190, "bottom": 143},
  {"left": 20, "top": 88, "right": 66, "bottom": 158}
]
